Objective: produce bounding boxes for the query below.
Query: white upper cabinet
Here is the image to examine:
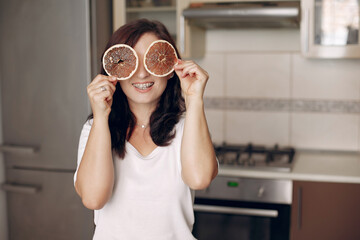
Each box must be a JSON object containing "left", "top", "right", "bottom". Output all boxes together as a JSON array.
[
  {"left": 112, "top": 0, "right": 204, "bottom": 58},
  {"left": 301, "top": 0, "right": 360, "bottom": 58}
]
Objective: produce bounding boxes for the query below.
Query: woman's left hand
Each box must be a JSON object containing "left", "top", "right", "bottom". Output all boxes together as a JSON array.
[{"left": 174, "top": 59, "right": 209, "bottom": 101}]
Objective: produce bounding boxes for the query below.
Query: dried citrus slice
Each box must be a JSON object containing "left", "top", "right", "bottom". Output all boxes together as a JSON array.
[
  {"left": 102, "top": 44, "right": 138, "bottom": 80},
  {"left": 144, "top": 40, "right": 178, "bottom": 77}
]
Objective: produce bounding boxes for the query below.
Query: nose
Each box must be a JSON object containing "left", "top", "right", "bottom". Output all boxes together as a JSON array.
[{"left": 136, "top": 57, "right": 150, "bottom": 79}]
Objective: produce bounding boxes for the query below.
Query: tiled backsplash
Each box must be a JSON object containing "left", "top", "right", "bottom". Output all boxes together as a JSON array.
[
  {"left": 196, "top": 29, "right": 360, "bottom": 151},
  {"left": 204, "top": 98, "right": 360, "bottom": 113}
]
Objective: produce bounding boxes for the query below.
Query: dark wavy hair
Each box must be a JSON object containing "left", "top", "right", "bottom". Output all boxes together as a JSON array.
[{"left": 88, "top": 19, "right": 185, "bottom": 158}]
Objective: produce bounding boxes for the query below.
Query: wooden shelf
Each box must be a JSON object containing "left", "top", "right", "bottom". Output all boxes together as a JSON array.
[{"left": 126, "top": 6, "right": 176, "bottom": 13}]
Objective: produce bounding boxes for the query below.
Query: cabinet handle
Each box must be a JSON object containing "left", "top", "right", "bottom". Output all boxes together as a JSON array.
[
  {"left": 297, "top": 186, "right": 302, "bottom": 230},
  {"left": 180, "top": 15, "right": 185, "bottom": 54},
  {"left": 0, "top": 144, "right": 39, "bottom": 155},
  {"left": 2, "top": 183, "right": 41, "bottom": 194}
]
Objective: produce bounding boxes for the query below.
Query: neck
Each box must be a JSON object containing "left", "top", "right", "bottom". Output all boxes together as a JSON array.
[
  {"left": 136, "top": 123, "right": 148, "bottom": 129},
  {"left": 128, "top": 101, "right": 157, "bottom": 128}
]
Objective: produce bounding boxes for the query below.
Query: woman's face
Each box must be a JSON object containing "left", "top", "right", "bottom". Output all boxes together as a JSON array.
[{"left": 119, "top": 32, "right": 170, "bottom": 109}]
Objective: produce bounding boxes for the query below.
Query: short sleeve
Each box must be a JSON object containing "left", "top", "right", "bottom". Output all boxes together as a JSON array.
[
  {"left": 177, "top": 116, "right": 219, "bottom": 171},
  {"left": 174, "top": 117, "right": 186, "bottom": 172},
  {"left": 73, "top": 119, "right": 93, "bottom": 185},
  {"left": 176, "top": 117, "right": 186, "bottom": 137}
]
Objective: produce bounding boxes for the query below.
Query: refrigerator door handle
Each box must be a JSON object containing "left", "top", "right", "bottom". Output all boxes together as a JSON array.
[
  {"left": 0, "top": 144, "right": 39, "bottom": 154},
  {"left": 2, "top": 183, "right": 41, "bottom": 194}
]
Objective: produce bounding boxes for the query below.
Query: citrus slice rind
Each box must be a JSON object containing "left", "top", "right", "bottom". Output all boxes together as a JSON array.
[
  {"left": 144, "top": 40, "right": 178, "bottom": 77},
  {"left": 102, "top": 44, "right": 139, "bottom": 80}
]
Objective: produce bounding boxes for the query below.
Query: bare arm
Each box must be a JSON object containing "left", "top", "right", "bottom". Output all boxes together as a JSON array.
[
  {"left": 174, "top": 60, "right": 218, "bottom": 190},
  {"left": 75, "top": 74, "right": 117, "bottom": 210}
]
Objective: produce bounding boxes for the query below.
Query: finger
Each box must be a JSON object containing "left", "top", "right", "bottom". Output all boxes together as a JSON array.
[
  {"left": 111, "top": 80, "right": 118, "bottom": 87},
  {"left": 101, "top": 80, "right": 116, "bottom": 93},
  {"left": 95, "top": 84, "right": 116, "bottom": 98},
  {"left": 87, "top": 86, "right": 101, "bottom": 100},
  {"left": 174, "top": 59, "right": 189, "bottom": 71},
  {"left": 185, "top": 64, "right": 208, "bottom": 79},
  {"left": 89, "top": 77, "right": 117, "bottom": 93},
  {"left": 102, "top": 90, "right": 114, "bottom": 103},
  {"left": 175, "top": 60, "right": 205, "bottom": 77},
  {"left": 96, "top": 85, "right": 108, "bottom": 94},
  {"left": 88, "top": 76, "right": 117, "bottom": 94},
  {"left": 174, "top": 62, "right": 194, "bottom": 77},
  {"left": 174, "top": 60, "right": 202, "bottom": 80},
  {"left": 88, "top": 83, "right": 113, "bottom": 99},
  {"left": 174, "top": 58, "right": 183, "bottom": 67},
  {"left": 180, "top": 65, "right": 199, "bottom": 78},
  {"left": 174, "top": 60, "right": 194, "bottom": 71},
  {"left": 91, "top": 74, "right": 117, "bottom": 84},
  {"left": 103, "top": 90, "right": 114, "bottom": 102},
  {"left": 93, "top": 89, "right": 112, "bottom": 103}
]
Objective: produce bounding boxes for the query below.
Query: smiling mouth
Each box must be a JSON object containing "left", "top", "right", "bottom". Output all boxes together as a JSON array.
[{"left": 132, "top": 82, "right": 154, "bottom": 90}]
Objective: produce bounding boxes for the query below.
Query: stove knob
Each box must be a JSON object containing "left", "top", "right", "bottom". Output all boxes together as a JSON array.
[{"left": 257, "top": 186, "right": 265, "bottom": 198}]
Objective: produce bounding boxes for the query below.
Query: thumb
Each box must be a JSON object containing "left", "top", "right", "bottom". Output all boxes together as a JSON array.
[
  {"left": 174, "top": 69, "right": 182, "bottom": 79},
  {"left": 174, "top": 59, "right": 184, "bottom": 80}
]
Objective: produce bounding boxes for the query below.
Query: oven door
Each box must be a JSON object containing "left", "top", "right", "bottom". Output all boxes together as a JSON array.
[{"left": 192, "top": 198, "right": 291, "bottom": 240}]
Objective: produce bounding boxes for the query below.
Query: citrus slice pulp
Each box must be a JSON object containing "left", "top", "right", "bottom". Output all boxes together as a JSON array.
[
  {"left": 102, "top": 44, "right": 139, "bottom": 80},
  {"left": 144, "top": 40, "right": 178, "bottom": 77}
]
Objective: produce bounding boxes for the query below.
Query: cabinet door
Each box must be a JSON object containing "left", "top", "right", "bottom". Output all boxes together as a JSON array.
[
  {"left": 0, "top": 0, "right": 90, "bottom": 170},
  {"left": 291, "top": 181, "right": 360, "bottom": 240},
  {"left": 113, "top": 0, "right": 177, "bottom": 40},
  {"left": 5, "top": 169, "right": 94, "bottom": 240},
  {"left": 112, "top": 0, "right": 205, "bottom": 58},
  {"left": 177, "top": 0, "right": 205, "bottom": 58},
  {"left": 301, "top": 0, "right": 360, "bottom": 58}
]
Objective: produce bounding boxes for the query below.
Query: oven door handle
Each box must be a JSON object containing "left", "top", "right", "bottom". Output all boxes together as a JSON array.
[{"left": 194, "top": 204, "right": 278, "bottom": 218}]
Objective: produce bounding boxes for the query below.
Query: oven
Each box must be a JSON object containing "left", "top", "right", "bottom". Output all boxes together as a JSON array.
[{"left": 192, "top": 143, "right": 295, "bottom": 240}]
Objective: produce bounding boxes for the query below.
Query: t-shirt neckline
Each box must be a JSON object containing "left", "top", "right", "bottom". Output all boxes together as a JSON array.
[{"left": 126, "top": 141, "right": 160, "bottom": 160}]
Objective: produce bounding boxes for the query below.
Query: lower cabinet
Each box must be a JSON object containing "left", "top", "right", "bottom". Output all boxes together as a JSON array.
[{"left": 291, "top": 181, "right": 360, "bottom": 240}]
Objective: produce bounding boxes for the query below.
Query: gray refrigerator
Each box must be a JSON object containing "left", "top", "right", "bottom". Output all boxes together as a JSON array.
[{"left": 0, "top": 0, "right": 111, "bottom": 239}]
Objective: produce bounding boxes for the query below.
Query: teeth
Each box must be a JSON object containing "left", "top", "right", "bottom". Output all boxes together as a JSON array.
[{"left": 132, "top": 82, "right": 154, "bottom": 90}]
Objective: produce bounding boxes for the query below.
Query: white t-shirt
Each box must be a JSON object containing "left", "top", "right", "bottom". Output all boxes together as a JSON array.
[{"left": 74, "top": 118, "right": 197, "bottom": 240}]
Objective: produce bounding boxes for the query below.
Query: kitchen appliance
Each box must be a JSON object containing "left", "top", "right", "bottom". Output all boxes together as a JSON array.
[
  {"left": 215, "top": 143, "right": 295, "bottom": 172},
  {"left": 182, "top": 1, "right": 301, "bottom": 29},
  {"left": 301, "top": 0, "right": 360, "bottom": 58},
  {"left": 178, "top": 0, "right": 301, "bottom": 58},
  {"left": 192, "top": 143, "right": 295, "bottom": 240},
  {"left": 0, "top": 0, "right": 111, "bottom": 239}
]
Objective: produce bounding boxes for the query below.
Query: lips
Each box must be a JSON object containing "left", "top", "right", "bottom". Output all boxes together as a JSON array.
[{"left": 132, "top": 82, "right": 154, "bottom": 90}]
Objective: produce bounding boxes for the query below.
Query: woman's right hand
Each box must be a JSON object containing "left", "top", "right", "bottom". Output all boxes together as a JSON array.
[{"left": 87, "top": 74, "right": 118, "bottom": 119}]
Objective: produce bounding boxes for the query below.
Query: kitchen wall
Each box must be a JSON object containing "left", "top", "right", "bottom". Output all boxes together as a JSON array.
[{"left": 196, "top": 29, "right": 360, "bottom": 151}]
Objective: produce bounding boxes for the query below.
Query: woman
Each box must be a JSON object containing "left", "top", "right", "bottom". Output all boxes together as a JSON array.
[{"left": 74, "top": 19, "right": 218, "bottom": 239}]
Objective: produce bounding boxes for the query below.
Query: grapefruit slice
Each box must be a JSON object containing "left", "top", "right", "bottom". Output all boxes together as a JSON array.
[
  {"left": 102, "top": 44, "right": 138, "bottom": 80},
  {"left": 144, "top": 40, "right": 178, "bottom": 77}
]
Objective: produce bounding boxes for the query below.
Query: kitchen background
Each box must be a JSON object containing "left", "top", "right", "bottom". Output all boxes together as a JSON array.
[
  {"left": 1, "top": 0, "right": 360, "bottom": 239},
  {"left": 199, "top": 28, "right": 360, "bottom": 151}
]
